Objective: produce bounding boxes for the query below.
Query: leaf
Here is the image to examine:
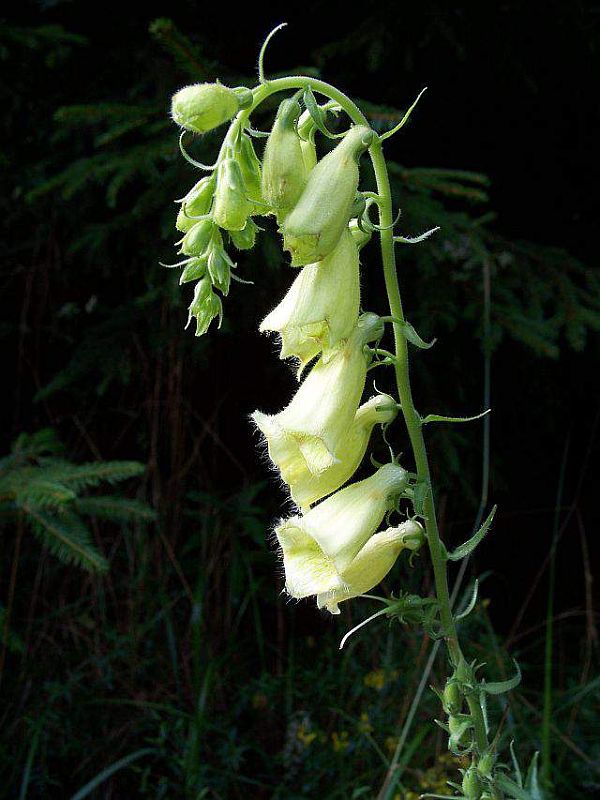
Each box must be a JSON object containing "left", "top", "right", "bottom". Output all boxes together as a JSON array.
[
  {"left": 302, "top": 87, "right": 338, "bottom": 139},
  {"left": 26, "top": 507, "right": 109, "bottom": 573},
  {"left": 55, "top": 460, "right": 145, "bottom": 490},
  {"left": 525, "top": 753, "right": 543, "bottom": 800},
  {"left": 422, "top": 409, "right": 490, "bottom": 425},
  {"left": 455, "top": 579, "right": 479, "bottom": 621},
  {"left": 398, "top": 320, "right": 435, "bottom": 349},
  {"left": 447, "top": 505, "right": 497, "bottom": 561},
  {"left": 69, "top": 748, "right": 155, "bottom": 800},
  {"left": 496, "top": 773, "right": 536, "bottom": 800},
  {"left": 481, "top": 659, "right": 522, "bottom": 695},
  {"left": 75, "top": 496, "right": 155, "bottom": 522}
]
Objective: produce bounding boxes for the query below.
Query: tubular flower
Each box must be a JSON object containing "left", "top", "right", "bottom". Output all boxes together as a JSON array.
[
  {"left": 261, "top": 97, "right": 308, "bottom": 219},
  {"left": 281, "top": 125, "right": 374, "bottom": 265},
  {"left": 259, "top": 227, "right": 360, "bottom": 367},
  {"left": 171, "top": 83, "right": 252, "bottom": 134},
  {"left": 288, "top": 394, "right": 398, "bottom": 511},
  {"left": 252, "top": 312, "right": 383, "bottom": 475},
  {"left": 274, "top": 464, "right": 414, "bottom": 612}
]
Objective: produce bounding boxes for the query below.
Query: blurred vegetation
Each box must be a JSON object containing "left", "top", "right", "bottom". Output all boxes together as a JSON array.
[{"left": 1, "top": 9, "right": 599, "bottom": 799}]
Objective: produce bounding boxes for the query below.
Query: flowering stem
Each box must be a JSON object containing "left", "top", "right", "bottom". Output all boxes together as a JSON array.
[{"left": 240, "top": 75, "right": 489, "bottom": 755}]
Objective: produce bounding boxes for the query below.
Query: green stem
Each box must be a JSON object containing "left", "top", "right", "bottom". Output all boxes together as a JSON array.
[{"left": 240, "top": 74, "right": 489, "bottom": 755}]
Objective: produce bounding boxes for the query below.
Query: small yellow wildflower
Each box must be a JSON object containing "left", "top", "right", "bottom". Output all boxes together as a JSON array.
[
  {"left": 357, "top": 712, "right": 373, "bottom": 734},
  {"left": 331, "top": 730, "right": 350, "bottom": 752},
  {"left": 296, "top": 723, "right": 317, "bottom": 748}
]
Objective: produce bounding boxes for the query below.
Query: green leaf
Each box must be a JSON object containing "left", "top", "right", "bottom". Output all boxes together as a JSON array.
[
  {"left": 75, "top": 496, "right": 155, "bottom": 522},
  {"left": 455, "top": 579, "right": 479, "bottom": 621},
  {"left": 69, "top": 748, "right": 155, "bottom": 800},
  {"left": 496, "top": 773, "right": 536, "bottom": 800},
  {"left": 55, "top": 460, "right": 145, "bottom": 491},
  {"left": 422, "top": 409, "right": 490, "bottom": 425},
  {"left": 398, "top": 320, "right": 435, "bottom": 349},
  {"left": 481, "top": 659, "right": 522, "bottom": 695},
  {"left": 26, "top": 507, "right": 109, "bottom": 573},
  {"left": 447, "top": 505, "right": 497, "bottom": 561}
]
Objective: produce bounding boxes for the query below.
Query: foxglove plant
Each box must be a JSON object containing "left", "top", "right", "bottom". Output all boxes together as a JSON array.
[{"left": 164, "top": 25, "right": 536, "bottom": 800}]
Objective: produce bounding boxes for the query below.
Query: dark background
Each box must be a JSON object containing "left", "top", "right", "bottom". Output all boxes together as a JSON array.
[{"left": 1, "top": 1, "right": 598, "bottom": 798}]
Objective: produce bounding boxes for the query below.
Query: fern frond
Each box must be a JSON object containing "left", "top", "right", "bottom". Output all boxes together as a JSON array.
[
  {"left": 49, "top": 461, "right": 145, "bottom": 491},
  {"left": 26, "top": 507, "right": 109, "bottom": 573},
  {"left": 74, "top": 496, "right": 155, "bottom": 523},
  {"left": 14, "top": 478, "right": 76, "bottom": 509}
]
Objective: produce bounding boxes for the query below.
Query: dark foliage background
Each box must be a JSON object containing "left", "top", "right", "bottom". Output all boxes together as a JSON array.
[{"left": 1, "top": 1, "right": 598, "bottom": 798}]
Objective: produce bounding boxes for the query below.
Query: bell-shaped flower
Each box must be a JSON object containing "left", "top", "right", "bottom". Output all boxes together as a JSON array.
[
  {"left": 259, "top": 227, "right": 360, "bottom": 367},
  {"left": 275, "top": 465, "right": 415, "bottom": 611},
  {"left": 171, "top": 83, "right": 252, "bottom": 134},
  {"left": 281, "top": 125, "right": 373, "bottom": 265},
  {"left": 286, "top": 394, "right": 398, "bottom": 511},
  {"left": 252, "top": 313, "right": 383, "bottom": 475},
  {"left": 261, "top": 97, "right": 309, "bottom": 220},
  {"left": 315, "top": 519, "right": 426, "bottom": 614}
]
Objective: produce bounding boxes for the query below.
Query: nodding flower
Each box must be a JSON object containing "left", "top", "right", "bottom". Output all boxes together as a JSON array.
[
  {"left": 281, "top": 124, "right": 374, "bottom": 266},
  {"left": 170, "top": 82, "right": 251, "bottom": 134},
  {"left": 285, "top": 394, "right": 398, "bottom": 512},
  {"left": 259, "top": 227, "right": 360, "bottom": 368},
  {"left": 252, "top": 313, "right": 384, "bottom": 476},
  {"left": 274, "top": 465, "right": 417, "bottom": 614}
]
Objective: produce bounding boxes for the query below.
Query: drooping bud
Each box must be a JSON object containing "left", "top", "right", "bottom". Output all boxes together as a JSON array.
[
  {"left": 179, "top": 257, "right": 206, "bottom": 284},
  {"left": 213, "top": 156, "right": 253, "bottom": 231},
  {"left": 252, "top": 313, "right": 382, "bottom": 475},
  {"left": 171, "top": 83, "right": 251, "bottom": 134},
  {"left": 259, "top": 227, "right": 360, "bottom": 367},
  {"left": 261, "top": 97, "right": 308, "bottom": 219},
  {"left": 349, "top": 217, "right": 372, "bottom": 250},
  {"left": 175, "top": 176, "right": 215, "bottom": 232},
  {"left": 187, "top": 278, "right": 222, "bottom": 336},
  {"left": 180, "top": 218, "right": 215, "bottom": 256},
  {"left": 274, "top": 464, "right": 410, "bottom": 613},
  {"left": 229, "top": 218, "right": 259, "bottom": 250},
  {"left": 281, "top": 124, "right": 374, "bottom": 265},
  {"left": 237, "top": 133, "right": 264, "bottom": 212},
  {"left": 297, "top": 108, "right": 318, "bottom": 172}
]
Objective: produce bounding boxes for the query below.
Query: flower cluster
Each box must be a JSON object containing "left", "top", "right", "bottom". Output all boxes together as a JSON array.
[{"left": 169, "top": 83, "right": 424, "bottom": 614}]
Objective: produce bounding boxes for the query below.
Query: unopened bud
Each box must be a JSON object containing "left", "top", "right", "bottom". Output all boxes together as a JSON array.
[
  {"left": 176, "top": 177, "right": 214, "bottom": 232},
  {"left": 281, "top": 124, "right": 374, "bottom": 265},
  {"left": 180, "top": 218, "right": 214, "bottom": 256},
  {"left": 171, "top": 83, "right": 247, "bottom": 134},
  {"left": 443, "top": 679, "right": 463, "bottom": 715},
  {"left": 213, "top": 157, "right": 253, "bottom": 231},
  {"left": 187, "top": 278, "right": 222, "bottom": 336},
  {"left": 261, "top": 97, "right": 308, "bottom": 219},
  {"left": 179, "top": 257, "right": 206, "bottom": 285},
  {"left": 238, "top": 134, "right": 264, "bottom": 212},
  {"left": 230, "top": 218, "right": 259, "bottom": 250}
]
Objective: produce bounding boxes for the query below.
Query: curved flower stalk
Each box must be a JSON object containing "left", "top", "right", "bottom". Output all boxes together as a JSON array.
[
  {"left": 259, "top": 226, "right": 360, "bottom": 367},
  {"left": 165, "top": 46, "right": 527, "bottom": 800},
  {"left": 253, "top": 312, "right": 383, "bottom": 475},
  {"left": 275, "top": 464, "right": 412, "bottom": 612}
]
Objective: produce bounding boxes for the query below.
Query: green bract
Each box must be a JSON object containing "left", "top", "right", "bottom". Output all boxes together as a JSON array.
[
  {"left": 281, "top": 124, "right": 374, "bottom": 265},
  {"left": 171, "top": 82, "right": 250, "bottom": 134},
  {"left": 261, "top": 97, "right": 308, "bottom": 219}
]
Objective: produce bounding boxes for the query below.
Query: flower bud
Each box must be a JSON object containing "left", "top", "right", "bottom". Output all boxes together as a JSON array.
[
  {"left": 349, "top": 217, "right": 372, "bottom": 250},
  {"left": 274, "top": 464, "right": 409, "bottom": 613},
  {"left": 443, "top": 680, "right": 463, "bottom": 715},
  {"left": 462, "top": 767, "right": 484, "bottom": 800},
  {"left": 237, "top": 133, "right": 264, "bottom": 212},
  {"left": 253, "top": 313, "right": 382, "bottom": 475},
  {"left": 213, "top": 157, "right": 253, "bottom": 231},
  {"left": 180, "top": 218, "right": 215, "bottom": 256},
  {"left": 229, "top": 218, "right": 259, "bottom": 250},
  {"left": 171, "top": 83, "right": 247, "bottom": 134},
  {"left": 207, "top": 246, "right": 232, "bottom": 296},
  {"left": 175, "top": 176, "right": 214, "bottom": 232},
  {"left": 477, "top": 753, "right": 495, "bottom": 780},
  {"left": 259, "top": 227, "right": 360, "bottom": 367},
  {"left": 179, "top": 257, "right": 206, "bottom": 284},
  {"left": 187, "top": 277, "right": 222, "bottom": 336},
  {"left": 297, "top": 109, "right": 318, "bottom": 172},
  {"left": 281, "top": 125, "right": 374, "bottom": 265},
  {"left": 261, "top": 97, "right": 308, "bottom": 219}
]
